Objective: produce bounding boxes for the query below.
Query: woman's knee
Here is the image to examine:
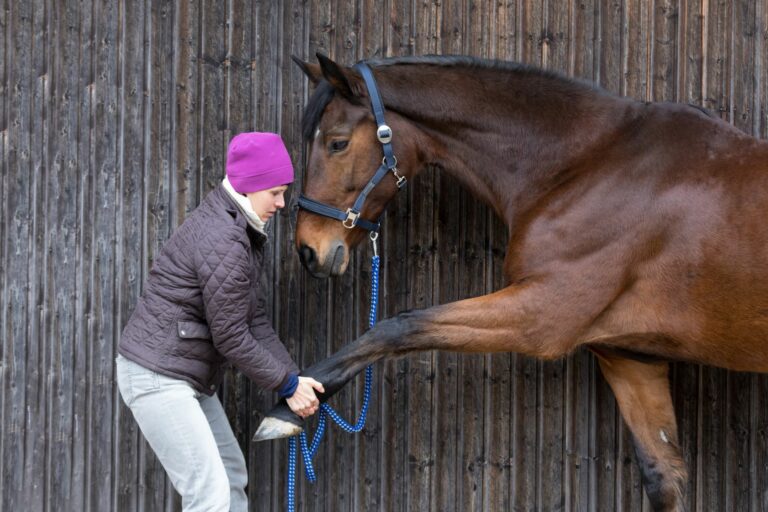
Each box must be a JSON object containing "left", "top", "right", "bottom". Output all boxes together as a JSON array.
[{"left": 184, "top": 466, "right": 231, "bottom": 512}]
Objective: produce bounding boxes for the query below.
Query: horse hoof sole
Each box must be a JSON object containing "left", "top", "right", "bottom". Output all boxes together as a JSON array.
[{"left": 252, "top": 417, "right": 304, "bottom": 442}]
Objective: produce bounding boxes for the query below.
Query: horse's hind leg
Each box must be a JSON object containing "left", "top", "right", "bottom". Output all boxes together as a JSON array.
[{"left": 594, "top": 349, "right": 687, "bottom": 512}]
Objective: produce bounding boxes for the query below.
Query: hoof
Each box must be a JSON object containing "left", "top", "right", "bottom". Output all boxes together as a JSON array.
[
  {"left": 252, "top": 416, "right": 304, "bottom": 441},
  {"left": 252, "top": 402, "right": 304, "bottom": 442}
]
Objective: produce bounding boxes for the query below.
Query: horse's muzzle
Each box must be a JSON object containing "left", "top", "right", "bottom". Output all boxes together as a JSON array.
[{"left": 298, "top": 241, "right": 347, "bottom": 277}]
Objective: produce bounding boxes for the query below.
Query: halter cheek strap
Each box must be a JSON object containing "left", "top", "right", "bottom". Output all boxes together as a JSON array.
[{"left": 297, "top": 62, "right": 407, "bottom": 232}]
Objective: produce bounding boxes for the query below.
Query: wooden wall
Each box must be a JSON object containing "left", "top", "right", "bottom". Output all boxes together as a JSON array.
[{"left": 1, "top": 0, "right": 767, "bottom": 510}]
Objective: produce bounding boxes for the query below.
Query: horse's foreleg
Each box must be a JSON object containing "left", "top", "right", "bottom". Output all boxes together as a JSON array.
[
  {"left": 594, "top": 349, "right": 687, "bottom": 512},
  {"left": 254, "top": 283, "right": 593, "bottom": 441}
]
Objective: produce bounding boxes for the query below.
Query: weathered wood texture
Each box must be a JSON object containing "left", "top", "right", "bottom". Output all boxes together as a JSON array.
[{"left": 1, "top": 1, "right": 767, "bottom": 510}]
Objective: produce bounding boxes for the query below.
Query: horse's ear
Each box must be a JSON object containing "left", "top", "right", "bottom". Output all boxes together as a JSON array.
[
  {"left": 291, "top": 55, "right": 322, "bottom": 85},
  {"left": 316, "top": 53, "right": 365, "bottom": 101}
]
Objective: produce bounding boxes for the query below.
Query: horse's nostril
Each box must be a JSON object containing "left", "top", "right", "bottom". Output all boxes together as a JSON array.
[{"left": 299, "top": 244, "right": 316, "bottom": 267}]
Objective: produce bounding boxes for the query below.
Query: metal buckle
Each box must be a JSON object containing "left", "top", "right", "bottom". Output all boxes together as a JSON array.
[
  {"left": 392, "top": 168, "right": 407, "bottom": 188},
  {"left": 343, "top": 209, "right": 359, "bottom": 229},
  {"left": 376, "top": 124, "right": 393, "bottom": 144}
]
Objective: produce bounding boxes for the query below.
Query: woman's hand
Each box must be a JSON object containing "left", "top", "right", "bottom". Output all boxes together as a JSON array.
[{"left": 286, "top": 377, "right": 325, "bottom": 418}]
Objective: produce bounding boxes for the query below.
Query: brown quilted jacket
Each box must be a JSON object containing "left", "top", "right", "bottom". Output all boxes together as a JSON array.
[{"left": 118, "top": 185, "right": 298, "bottom": 395}]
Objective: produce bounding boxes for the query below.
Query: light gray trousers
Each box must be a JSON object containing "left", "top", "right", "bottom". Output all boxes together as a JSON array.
[{"left": 116, "top": 354, "right": 248, "bottom": 512}]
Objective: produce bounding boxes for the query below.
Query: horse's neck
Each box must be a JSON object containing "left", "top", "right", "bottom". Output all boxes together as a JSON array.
[{"left": 380, "top": 65, "right": 634, "bottom": 221}]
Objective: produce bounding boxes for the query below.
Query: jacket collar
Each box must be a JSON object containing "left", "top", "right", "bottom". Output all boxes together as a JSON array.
[{"left": 206, "top": 185, "right": 268, "bottom": 244}]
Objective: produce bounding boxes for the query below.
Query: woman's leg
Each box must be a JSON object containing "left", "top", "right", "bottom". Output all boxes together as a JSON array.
[
  {"left": 116, "top": 355, "right": 230, "bottom": 512},
  {"left": 199, "top": 393, "right": 249, "bottom": 512}
]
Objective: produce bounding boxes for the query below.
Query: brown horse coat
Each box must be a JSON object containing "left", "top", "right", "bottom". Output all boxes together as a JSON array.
[{"left": 257, "top": 55, "right": 768, "bottom": 512}]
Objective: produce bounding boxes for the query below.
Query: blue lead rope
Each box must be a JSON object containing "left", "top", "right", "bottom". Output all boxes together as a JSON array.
[{"left": 286, "top": 247, "right": 380, "bottom": 511}]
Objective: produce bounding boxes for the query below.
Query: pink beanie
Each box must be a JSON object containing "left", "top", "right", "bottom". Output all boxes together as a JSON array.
[{"left": 226, "top": 132, "right": 294, "bottom": 193}]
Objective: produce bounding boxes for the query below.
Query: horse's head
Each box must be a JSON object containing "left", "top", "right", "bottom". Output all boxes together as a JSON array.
[{"left": 293, "top": 54, "right": 418, "bottom": 278}]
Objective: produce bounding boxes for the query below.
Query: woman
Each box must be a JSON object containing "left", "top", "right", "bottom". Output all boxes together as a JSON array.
[{"left": 116, "top": 132, "right": 323, "bottom": 511}]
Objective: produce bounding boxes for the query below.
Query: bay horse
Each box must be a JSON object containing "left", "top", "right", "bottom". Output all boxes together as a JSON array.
[{"left": 254, "top": 54, "right": 768, "bottom": 511}]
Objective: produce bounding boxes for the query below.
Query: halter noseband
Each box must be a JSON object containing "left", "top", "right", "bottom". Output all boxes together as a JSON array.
[{"left": 297, "top": 62, "right": 406, "bottom": 233}]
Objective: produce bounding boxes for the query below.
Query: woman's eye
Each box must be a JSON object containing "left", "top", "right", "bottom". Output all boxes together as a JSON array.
[{"left": 329, "top": 140, "right": 349, "bottom": 153}]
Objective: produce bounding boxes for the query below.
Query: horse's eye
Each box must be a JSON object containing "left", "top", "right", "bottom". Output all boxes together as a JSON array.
[{"left": 328, "top": 140, "right": 349, "bottom": 154}]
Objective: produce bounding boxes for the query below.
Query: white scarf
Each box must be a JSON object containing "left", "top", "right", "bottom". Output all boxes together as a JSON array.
[{"left": 222, "top": 177, "right": 267, "bottom": 235}]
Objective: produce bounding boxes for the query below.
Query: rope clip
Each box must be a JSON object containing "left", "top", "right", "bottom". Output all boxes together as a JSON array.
[{"left": 370, "top": 231, "right": 379, "bottom": 257}]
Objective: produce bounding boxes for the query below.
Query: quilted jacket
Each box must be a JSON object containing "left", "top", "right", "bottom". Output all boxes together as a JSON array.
[{"left": 118, "top": 185, "right": 298, "bottom": 395}]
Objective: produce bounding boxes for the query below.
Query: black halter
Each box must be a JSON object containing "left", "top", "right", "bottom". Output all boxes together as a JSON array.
[{"left": 297, "top": 62, "right": 407, "bottom": 233}]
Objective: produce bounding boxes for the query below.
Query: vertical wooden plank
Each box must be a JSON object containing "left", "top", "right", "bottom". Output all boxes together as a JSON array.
[
  {"left": 651, "top": 0, "right": 680, "bottom": 102},
  {"left": 592, "top": 362, "right": 618, "bottom": 512},
  {"left": 726, "top": 370, "right": 753, "bottom": 511},
  {"left": 760, "top": 0, "right": 768, "bottom": 139},
  {"left": 671, "top": 361, "right": 701, "bottom": 512},
  {"left": 175, "top": 0, "right": 202, "bottom": 216},
  {"left": 571, "top": 0, "right": 598, "bottom": 81},
  {"left": 520, "top": 0, "right": 542, "bottom": 67},
  {"left": 44, "top": 0, "right": 62, "bottom": 509},
  {"left": 46, "top": 2, "right": 79, "bottom": 510},
  {"left": 3, "top": 1, "right": 33, "bottom": 510},
  {"left": 72, "top": 0, "right": 95, "bottom": 509},
  {"left": 597, "top": 0, "right": 623, "bottom": 93},
  {"left": 0, "top": 0, "right": 9, "bottom": 503},
  {"left": 702, "top": 0, "right": 731, "bottom": 119},
  {"left": 198, "top": 0, "right": 227, "bottom": 198},
  {"left": 114, "top": 0, "right": 150, "bottom": 509},
  {"left": 510, "top": 351, "right": 538, "bottom": 510},
  {"left": 495, "top": 0, "right": 518, "bottom": 59},
  {"left": 731, "top": 0, "right": 758, "bottom": 133},
  {"left": 681, "top": 0, "right": 705, "bottom": 106},
  {"left": 24, "top": 0, "right": 50, "bottom": 508},
  {"left": 624, "top": 0, "right": 652, "bottom": 100},
  {"left": 88, "top": 0, "right": 120, "bottom": 509},
  {"left": 564, "top": 350, "right": 594, "bottom": 512},
  {"left": 701, "top": 368, "right": 727, "bottom": 510}
]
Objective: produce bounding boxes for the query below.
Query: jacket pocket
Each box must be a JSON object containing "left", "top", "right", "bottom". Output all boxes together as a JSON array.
[{"left": 177, "top": 321, "right": 212, "bottom": 341}]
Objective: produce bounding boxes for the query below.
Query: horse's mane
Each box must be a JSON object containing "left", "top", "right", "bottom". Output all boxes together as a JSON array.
[{"left": 300, "top": 55, "right": 603, "bottom": 141}]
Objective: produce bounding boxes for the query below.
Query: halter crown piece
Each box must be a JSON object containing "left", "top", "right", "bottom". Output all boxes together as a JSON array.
[{"left": 297, "top": 62, "right": 407, "bottom": 232}]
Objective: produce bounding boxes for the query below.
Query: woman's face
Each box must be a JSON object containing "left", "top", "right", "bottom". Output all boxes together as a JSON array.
[{"left": 246, "top": 185, "right": 289, "bottom": 221}]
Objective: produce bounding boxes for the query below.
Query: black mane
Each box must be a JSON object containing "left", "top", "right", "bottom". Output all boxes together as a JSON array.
[{"left": 300, "top": 55, "right": 601, "bottom": 142}]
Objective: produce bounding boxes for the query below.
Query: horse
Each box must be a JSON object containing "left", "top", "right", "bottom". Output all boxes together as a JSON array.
[{"left": 253, "top": 54, "right": 768, "bottom": 512}]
